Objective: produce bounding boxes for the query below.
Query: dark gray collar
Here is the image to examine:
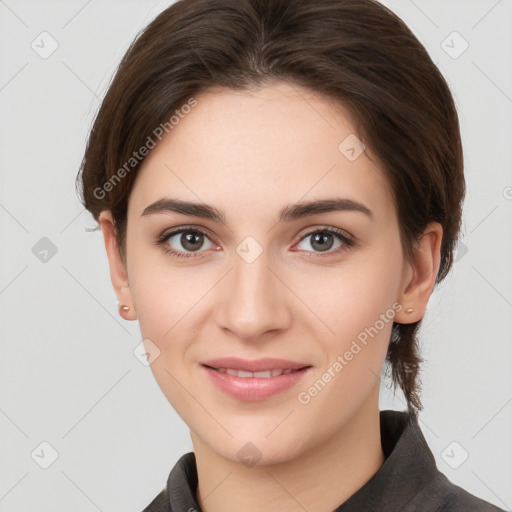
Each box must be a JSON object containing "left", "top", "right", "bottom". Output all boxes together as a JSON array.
[{"left": 333, "top": 409, "right": 439, "bottom": 510}]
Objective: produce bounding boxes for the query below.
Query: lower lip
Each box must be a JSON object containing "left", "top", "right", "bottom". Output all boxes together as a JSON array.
[{"left": 201, "top": 365, "right": 312, "bottom": 401}]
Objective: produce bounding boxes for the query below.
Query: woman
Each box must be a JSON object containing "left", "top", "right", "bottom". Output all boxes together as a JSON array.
[{"left": 77, "top": 0, "right": 505, "bottom": 510}]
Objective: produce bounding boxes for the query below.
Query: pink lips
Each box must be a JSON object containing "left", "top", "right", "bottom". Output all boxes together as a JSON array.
[{"left": 200, "top": 357, "right": 312, "bottom": 401}]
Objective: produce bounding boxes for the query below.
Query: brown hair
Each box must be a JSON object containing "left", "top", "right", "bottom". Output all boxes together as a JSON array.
[{"left": 77, "top": 0, "right": 465, "bottom": 413}]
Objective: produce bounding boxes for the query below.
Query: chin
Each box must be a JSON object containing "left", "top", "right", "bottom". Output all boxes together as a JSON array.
[
  {"left": 223, "top": 444, "right": 296, "bottom": 468},
  {"left": 202, "top": 426, "right": 308, "bottom": 468}
]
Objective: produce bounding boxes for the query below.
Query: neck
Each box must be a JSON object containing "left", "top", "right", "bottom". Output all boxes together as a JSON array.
[{"left": 192, "top": 396, "right": 385, "bottom": 512}]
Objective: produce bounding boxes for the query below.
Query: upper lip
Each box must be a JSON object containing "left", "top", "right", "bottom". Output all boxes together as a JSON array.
[{"left": 201, "top": 357, "right": 311, "bottom": 372}]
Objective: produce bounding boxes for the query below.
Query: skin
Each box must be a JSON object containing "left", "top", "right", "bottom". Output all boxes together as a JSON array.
[{"left": 99, "top": 81, "right": 442, "bottom": 512}]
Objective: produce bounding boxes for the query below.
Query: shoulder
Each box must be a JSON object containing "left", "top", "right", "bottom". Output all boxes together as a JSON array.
[
  {"left": 140, "top": 487, "right": 169, "bottom": 512},
  {"left": 410, "top": 472, "right": 506, "bottom": 512},
  {"left": 439, "top": 477, "right": 505, "bottom": 512}
]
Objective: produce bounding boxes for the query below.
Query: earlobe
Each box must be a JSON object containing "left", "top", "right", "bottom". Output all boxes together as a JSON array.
[
  {"left": 395, "top": 222, "right": 443, "bottom": 324},
  {"left": 98, "top": 211, "right": 137, "bottom": 321}
]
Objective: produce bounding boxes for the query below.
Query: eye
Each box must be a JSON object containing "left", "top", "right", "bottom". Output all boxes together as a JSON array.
[
  {"left": 156, "top": 227, "right": 218, "bottom": 259},
  {"left": 294, "top": 227, "right": 354, "bottom": 256},
  {"left": 155, "top": 225, "right": 355, "bottom": 260}
]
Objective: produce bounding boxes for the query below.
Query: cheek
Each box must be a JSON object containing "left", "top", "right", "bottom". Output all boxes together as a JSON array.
[
  {"left": 292, "top": 246, "right": 403, "bottom": 342},
  {"left": 294, "top": 269, "right": 399, "bottom": 430},
  {"left": 291, "top": 243, "right": 402, "bottom": 405},
  {"left": 127, "top": 236, "right": 209, "bottom": 336},
  {"left": 129, "top": 259, "right": 208, "bottom": 409}
]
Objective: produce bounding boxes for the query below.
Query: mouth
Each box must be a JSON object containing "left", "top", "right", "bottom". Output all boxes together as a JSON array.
[
  {"left": 200, "top": 356, "right": 311, "bottom": 374},
  {"left": 202, "top": 365, "right": 309, "bottom": 378},
  {"left": 200, "top": 357, "right": 313, "bottom": 401}
]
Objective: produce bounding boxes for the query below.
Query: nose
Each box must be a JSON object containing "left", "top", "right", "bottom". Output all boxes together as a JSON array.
[{"left": 215, "top": 247, "right": 292, "bottom": 342}]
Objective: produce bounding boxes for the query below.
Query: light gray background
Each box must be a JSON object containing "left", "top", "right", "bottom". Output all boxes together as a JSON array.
[{"left": 1, "top": 0, "right": 511, "bottom": 511}]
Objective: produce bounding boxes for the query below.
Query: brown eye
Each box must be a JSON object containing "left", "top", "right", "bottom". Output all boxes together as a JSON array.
[
  {"left": 295, "top": 228, "right": 354, "bottom": 256},
  {"left": 178, "top": 231, "right": 205, "bottom": 251},
  {"left": 158, "top": 228, "right": 216, "bottom": 259},
  {"left": 309, "top": 232, "right": 335, "bottom": 252}
]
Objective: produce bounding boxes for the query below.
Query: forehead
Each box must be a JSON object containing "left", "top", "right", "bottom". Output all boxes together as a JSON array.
[{"left": 129, "top": 82, "right": 395, "bottom": 222}]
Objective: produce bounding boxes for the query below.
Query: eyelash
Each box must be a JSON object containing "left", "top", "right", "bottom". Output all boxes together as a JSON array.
[{"left": 154, "top": 225, "right": 355, "bottom": 260}]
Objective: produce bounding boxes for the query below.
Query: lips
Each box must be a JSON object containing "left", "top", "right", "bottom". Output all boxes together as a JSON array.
[
  {"left": 201, "top": 357, "right": 310, "bottom": 373},
  {"left": 200, "top": 357, "right": 312, "bottom": 401},
  {"left": 214, "top": 368, "right": 295, "bottom": 378}
]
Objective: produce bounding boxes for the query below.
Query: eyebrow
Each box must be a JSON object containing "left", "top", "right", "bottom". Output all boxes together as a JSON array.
[{"left": 141, "top": 197, "right": 373, "bottom": 223}]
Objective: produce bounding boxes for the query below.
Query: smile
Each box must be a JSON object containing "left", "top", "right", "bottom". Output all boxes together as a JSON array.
[
  {"left": 200, "top": 360, "right": 312, "bottom": 401},
  {"left": 211, "top": 367, "right": 296, "bottom": 378}
]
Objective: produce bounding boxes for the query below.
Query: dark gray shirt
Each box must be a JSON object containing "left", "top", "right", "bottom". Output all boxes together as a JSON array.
[{"left": 142, "top": 409, "right": 505, "bottom": 511}]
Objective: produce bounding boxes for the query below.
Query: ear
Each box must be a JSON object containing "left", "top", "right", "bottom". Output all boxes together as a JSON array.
[
  {"left": 394, "top": 222, "right": 443, "bottom": 324},
  {"left": 98, "top": 210, "right": 137, "bottom": 321}
]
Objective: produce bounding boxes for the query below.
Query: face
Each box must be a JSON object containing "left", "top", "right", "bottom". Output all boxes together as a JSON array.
[{"left": 102, "top": 81, "right": 428, "bottom": 465}]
